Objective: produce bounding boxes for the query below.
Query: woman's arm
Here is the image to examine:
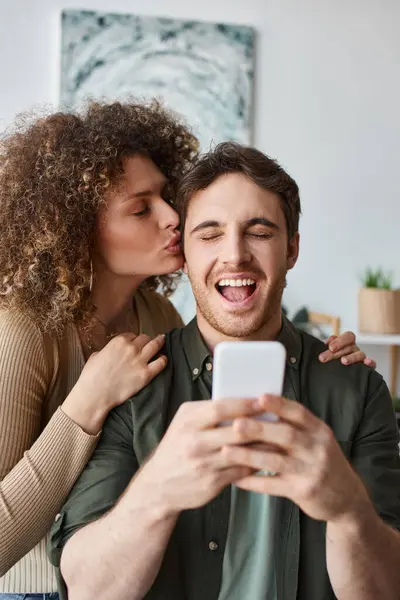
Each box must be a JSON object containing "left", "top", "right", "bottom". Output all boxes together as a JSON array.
[
  {"left": 0, "top": 311, "right": 168, "bottom": 576},
  {"left": 0, "top": 311, "right": 99, "bottom": 576}
]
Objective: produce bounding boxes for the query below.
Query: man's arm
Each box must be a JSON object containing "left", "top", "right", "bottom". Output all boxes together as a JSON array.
[
  {"left": 221, "top": 378, "right": 400, "bottom": 600},
  {"left": 50, "top": 395, "right": 261, "bottom": 600},
  {"left": 326, "top": 505, "right": 400, "bottom": 600},
  {"left": 47, "top": 401, "right": 142, "bottom": 599},
  {"left": 60, "top": 471, "right": 178, "bottom": 600},
  {"left": 325, "top": 376, "right": 400, "bottom": 599},
  {"left": 49, "top": 394, "right": 178, "bottom": 600}
]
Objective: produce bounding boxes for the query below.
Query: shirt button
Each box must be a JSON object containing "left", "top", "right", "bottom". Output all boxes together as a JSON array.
[
  {"left": 289, "top": 356, "right": 297, "bottom": 364},
  {"left": 205, "top": 362, "right": 213, "bottom": 371},
  {"left": 193, "top": 368, "right": 199, "bottom": 376},
  {"left": 208, "top": 540, "right": 219, "bottom": 551},
  {"left": 55, "top": 513, "right": 62, "bottom": 522}
]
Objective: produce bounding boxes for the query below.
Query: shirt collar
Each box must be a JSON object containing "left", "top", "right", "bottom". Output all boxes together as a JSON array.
[
  {"left": 278, "top": 315, "right": 302, "bottom": 370},
  {"left": 182, "top": 315, "right": 302, "bottom": 381},
  {"left": 182, "top": 319, "right": 212, "bottom": 381}
]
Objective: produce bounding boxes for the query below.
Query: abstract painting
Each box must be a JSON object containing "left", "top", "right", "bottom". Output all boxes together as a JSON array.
[{"left": 60, "top": 9, "right": 255, "bottom": 322}]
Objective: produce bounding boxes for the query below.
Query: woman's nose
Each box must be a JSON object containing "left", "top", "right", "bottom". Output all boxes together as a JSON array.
[{"left": 159, "top": 198, "right": 180, "bottom": 229}]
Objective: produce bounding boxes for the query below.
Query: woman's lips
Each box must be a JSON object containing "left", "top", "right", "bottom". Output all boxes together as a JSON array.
[
  {"left": 165, "top": 243, "right": 182, "bottom": 255},
  {"left": 165, "top": 235, "right": 182, "bottom": 254}
]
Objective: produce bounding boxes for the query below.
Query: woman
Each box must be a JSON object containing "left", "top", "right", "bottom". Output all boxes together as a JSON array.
[{"left": 0, "top": 100, "right": 373, "bottom": 600}]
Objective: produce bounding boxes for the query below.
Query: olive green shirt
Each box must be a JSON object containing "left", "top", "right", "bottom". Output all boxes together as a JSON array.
[{"left": 48, "top": 317, "right": 400, "bottom": 600}]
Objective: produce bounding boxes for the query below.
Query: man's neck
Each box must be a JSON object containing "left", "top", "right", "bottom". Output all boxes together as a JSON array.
[{"left": 197, "top": 311, "right": 283, "bottom": 353}]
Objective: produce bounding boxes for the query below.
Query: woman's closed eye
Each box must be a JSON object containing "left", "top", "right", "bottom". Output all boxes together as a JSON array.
[{"left": 132, "top": 204, "right": 150, "bottom": 217}]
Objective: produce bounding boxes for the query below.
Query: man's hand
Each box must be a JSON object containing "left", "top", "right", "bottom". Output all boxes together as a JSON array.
[
  {"left": 222, "top": 394, "right": 372, "bottom": 523},
  {"left": 134, "top": 397, "right": 263, "bottom": 515}
]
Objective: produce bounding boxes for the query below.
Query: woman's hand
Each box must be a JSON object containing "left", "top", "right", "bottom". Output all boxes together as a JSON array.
[
  {"left": 318, "top": 331, "right": 376, "bottom": 368},
  {"left": 62, "top": 333, "right": 167, "bottom": 434}
]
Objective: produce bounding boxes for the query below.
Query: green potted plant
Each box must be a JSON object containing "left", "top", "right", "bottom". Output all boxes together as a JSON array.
[{"left": 358, "top": 268, "right": 400, "bottom": 334}]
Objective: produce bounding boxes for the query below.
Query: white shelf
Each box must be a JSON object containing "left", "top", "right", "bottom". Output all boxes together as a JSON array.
[
  {"left": 353, "top": 333, "right": 400, "bottom": 346},
  {"left": 342, "top": 329, "right": 400, "bottom": 397}
]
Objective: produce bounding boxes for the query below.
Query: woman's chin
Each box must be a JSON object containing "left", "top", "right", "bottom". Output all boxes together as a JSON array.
[
  {"left": 160, "top": 253, "right": 185, "bottom": 274},
  {"left": 139, "top": 253, "right": 184, "bottom": 280}
]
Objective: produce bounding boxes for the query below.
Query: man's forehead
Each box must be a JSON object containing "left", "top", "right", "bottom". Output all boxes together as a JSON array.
[{"left": 185, "top": 178, "right": 284, "bottom": 227}]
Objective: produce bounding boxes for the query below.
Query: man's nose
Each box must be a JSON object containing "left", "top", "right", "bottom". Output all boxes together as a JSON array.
[{"left": 220, "top": 233, "right": 251, "bottom": 265}]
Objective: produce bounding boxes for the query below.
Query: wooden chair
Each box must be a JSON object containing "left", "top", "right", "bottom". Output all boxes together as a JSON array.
[{"left": 308, "top": 312, "right": 341, "bottom": 338}]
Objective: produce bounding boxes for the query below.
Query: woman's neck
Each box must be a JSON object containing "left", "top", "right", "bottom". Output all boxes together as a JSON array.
[{"left": 90, "top": 269, "right": 143, "bottom": 326}]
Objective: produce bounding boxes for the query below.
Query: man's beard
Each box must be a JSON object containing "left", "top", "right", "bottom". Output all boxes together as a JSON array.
[{"left": 189, "top": 268, "right": 287, "bottom": 339}]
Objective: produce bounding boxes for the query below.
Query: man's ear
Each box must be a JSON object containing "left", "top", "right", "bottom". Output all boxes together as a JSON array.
[{"left": 286, "top": 232, "right": 300, "bottom": 271}]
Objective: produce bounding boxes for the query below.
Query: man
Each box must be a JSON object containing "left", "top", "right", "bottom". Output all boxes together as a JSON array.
[{"left": 49, "top": 142, "right": 400, "bottom": 600}]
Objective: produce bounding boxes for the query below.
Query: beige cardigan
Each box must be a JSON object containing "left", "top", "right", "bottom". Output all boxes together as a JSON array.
[{"left": 0, "top": 288, "right": 183, "bottom": 592}]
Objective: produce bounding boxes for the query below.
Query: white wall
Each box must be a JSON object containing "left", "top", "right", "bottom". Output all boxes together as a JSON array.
[{"left": 1, "top": 0, "right": 400, "bottom": 387}]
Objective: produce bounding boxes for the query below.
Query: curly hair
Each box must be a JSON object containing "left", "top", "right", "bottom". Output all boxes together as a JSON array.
[{"left": 0, "top": 100, "right": 198, "bottom": 333}]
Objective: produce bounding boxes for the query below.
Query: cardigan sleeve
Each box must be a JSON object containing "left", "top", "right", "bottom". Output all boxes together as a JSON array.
[{"left": 0, "top": 310, "right": 98, "bottom": 577}]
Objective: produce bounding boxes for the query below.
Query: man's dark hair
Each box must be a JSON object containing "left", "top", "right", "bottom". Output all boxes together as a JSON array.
[{"left": 176, "top": 141, "right": 301, "bottom": 239}]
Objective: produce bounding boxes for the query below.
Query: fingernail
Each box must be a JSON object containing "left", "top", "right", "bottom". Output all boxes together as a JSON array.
[
  {"left": 158, "top": 334, "right": 166, "bottom": 339},
  {"left": 319, "top": 353, "right": 327, "bottom": 362},
  {"left": 330, "top": 343, "right": 338, "bottom": 352},
  {"left": 342, "top": 357, "right": 348, "bottom": 365}
]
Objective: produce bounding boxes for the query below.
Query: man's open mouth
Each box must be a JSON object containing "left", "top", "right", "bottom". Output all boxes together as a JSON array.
[{"left": 216, "top": 278, "right": 257, "bottom": 303}]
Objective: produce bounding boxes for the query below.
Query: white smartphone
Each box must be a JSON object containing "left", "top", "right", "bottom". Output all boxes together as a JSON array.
[{"left": 212, "top": 341, "right": 287, "bottom": 422}]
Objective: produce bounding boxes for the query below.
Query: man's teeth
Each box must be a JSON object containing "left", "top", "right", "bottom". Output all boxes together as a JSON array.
[{"left": 218, "top": 278, "right": 256, "bottom": 287}]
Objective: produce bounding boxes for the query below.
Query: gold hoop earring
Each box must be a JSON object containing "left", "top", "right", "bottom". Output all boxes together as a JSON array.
[{"left": 89, "top": 259, "right": 93, "bottom": 293}]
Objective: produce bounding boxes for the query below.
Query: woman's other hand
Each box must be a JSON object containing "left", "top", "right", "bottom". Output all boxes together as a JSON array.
[{"left": 318, "top": 331, "right": 376, "bottom": 368}]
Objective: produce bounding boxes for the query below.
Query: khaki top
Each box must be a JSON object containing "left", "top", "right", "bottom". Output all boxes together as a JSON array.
[
  {"left": 0, "top": 287, "right": 183, "bottom": 593},
  {"left": 49, "top": 317, "right": 400, "bottom": 600}
]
